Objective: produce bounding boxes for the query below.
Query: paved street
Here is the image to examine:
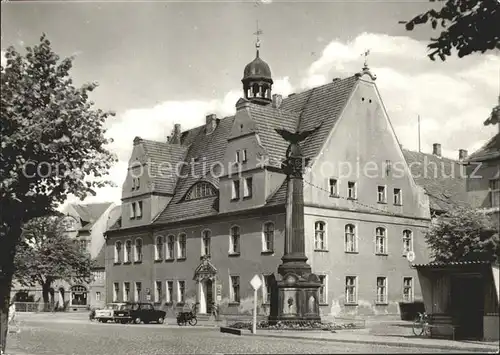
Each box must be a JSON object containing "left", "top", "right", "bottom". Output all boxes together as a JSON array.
[{"left": 5, "top": 314, "right": 481, "bottom": 354}]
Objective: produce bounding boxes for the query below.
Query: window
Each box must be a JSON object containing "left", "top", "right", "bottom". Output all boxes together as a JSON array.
[
  {"left": 166, "top": 235, "right": 175, "bottom": 259},
  {"left": 155, "top": 281, "right": 162, "bottom": 303},
  {"left": 242, "top": 149, "right": 248, "bottom": 162},
  {"left": 314, "top": 221, "right": 326, "bottom": 250},
  {"left": 134, "top": 238, "right": 143, "bottom": 262},
  {"left": 376, "top": 277, "right": 387, "bottom": 304},
  {"left": 231, "top": 180, "right": 240, "bottom": 200},
  {"left": 263, "top": 274, "right": 272, "bottom": 304},
  {"left": 243, "top": 177, "right": 253, "bottom": 198},
  {"left": 114, "top": 241, "right": 122, "bottom": 263},
  {"left": 375, "top": 227, "right": 387, "bottom": 254},
  {"left": 202, "top": 230, "right": 211, "bottom": 256},
  {"left": 329, "top": 178, "right": 338, "bottom": 197},
  {"left": 135, "top": 282, "right": 142, "bottom": 302},
  {"left": 131, "top": 177, "right": 140, "bottom": 191},
  {"left": 230, "top": 226, "right": 240, "bottom": 254},
  {"left": 177, "top": 281, "right": 185, "bottom": 303},
  {"left": 347, "top": 181, "right": 357, "bottom": 199},
  {"left": 235, "top": 150, "right": 241, "bottom": 163},
  {"left": 123, "top": 282, "right": 130, "bottom": 302},
  {"left": 178, "top": 234, "right": 187, "bottom": 259},
  {"left": 345, "top": 224, "right": 357, "bottom": 252},
  {"left": 490, "top": 179, "right": 500, "bottom": 208},
  {"left": 403, "top": 277, "right": 413, "bottom": 302},
  {"left": 95, "top": 292, "right": 101, "bottom": 301},
  {"left": 230, "top": 276, "right": 240, "bottom": 303},
  {"left": 155, "top": 236, "right": 163, "bottom": 261},
  {"left": 402, "top": 230, "right": 413, "bottom": 255},
  {"left": 377, "top": 186, "right": 387, "bottom": 203},
  {"left": 136, "top": 201, "right": 143, "bottom": 218},
  {"left": 263, "top": 222, "right": 274, "bottom": 252},
  {"left": 113, "top": 283, "right": 119, "bottom": 302},
  {"left": 393, "top": 188, "right": 402, "bottom": 205},
  {"left": 185, "top": 182, "right": 217, "bottom": 200},
  {"left": 345, "top": 276, "right": 357, "bottom": 304},
  {"left": 130, "top": 203, "right": 136, "bottom": 219},
  {"left": 125, "top": 240, "right": 132, "bottom": 263},
  {"left": 166, "top": 281, "right": 174, "bottom": 303},
  {"left": 318, "top": 275, "right": 327, "bottom": 304}
]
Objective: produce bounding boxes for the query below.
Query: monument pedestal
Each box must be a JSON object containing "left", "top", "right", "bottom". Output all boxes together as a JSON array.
[{"left": 269, "top": 271, "right": 322, "bottom": 323}]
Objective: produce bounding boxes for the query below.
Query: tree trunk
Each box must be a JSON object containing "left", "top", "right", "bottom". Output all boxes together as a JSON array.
[
  {"left": 41, "top": 283, "right": 52, "bottom": 312},
  {"left": 0, "top": 219, "right": 23, "bottom": 354},
  {"left": 0, "top": 247, "right": 17, "bottom": 354}
]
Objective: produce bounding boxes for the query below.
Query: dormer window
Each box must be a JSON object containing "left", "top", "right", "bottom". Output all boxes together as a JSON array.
[{"left": 185, "top": 182, "right": 217, "bottom": 200}]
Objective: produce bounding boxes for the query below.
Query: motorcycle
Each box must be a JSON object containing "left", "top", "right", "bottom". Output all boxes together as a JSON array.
[{"left": 176, "top": 303, "right": 198, "bottom": 326}]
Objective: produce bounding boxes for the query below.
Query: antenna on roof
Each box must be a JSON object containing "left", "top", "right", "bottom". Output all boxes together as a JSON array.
[{"left": 418, "top": 114, "right": 421, "bottom": 153}]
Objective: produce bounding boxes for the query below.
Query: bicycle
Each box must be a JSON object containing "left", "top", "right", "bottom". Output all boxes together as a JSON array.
[{"left": 412, "top": 312, "right": 431, "bottom": 336}]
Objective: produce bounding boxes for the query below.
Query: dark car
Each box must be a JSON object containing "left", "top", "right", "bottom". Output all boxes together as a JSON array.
[{"left": 114, "top": 302, "right": 166, "bottom": 324}]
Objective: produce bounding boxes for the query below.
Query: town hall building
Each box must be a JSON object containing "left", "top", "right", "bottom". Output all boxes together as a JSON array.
[{"left": 105, "top": 40, "right": 467, "bottom": 317}]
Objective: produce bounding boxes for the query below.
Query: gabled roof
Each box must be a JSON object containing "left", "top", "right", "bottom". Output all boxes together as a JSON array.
[
  {"left": 152, "top": 77, "right": 359, "bottom": 225},
  {"left": 402, "top": 149, "right": 469, "bottom": 213},
  {"left": 140, "top": 139, "right": 188, "bottom": 194},
  {"left": 71, "top": 202, "right": 112, "bottom": 223},
  {"left": 466, "top": 133, "right": 500, "bottom": 163}
]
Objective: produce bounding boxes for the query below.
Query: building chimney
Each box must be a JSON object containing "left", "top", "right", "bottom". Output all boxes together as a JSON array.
[
  {"left": 170, "top": 124, "right": 182, "bottom": 144},
  {"left": 272, "top": 94, "right": 283, "bottom": 109},
  {"left": 205, "top": 114, "right": 218, "bottom": 134},
  {"left": 432, "top": 143, "right": 442, "bottom": 157},
  {"left": 459, "top": 149, "right": 468, "bottom": 160}
]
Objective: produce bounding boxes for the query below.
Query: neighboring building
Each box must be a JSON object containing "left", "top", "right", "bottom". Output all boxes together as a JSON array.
[
  {"left": 415, "top": 260, "right": 499, "bottom": 341},
  {"left": 105, "top": 43, "right": 465, "bottom": 317},
  {"left": 464, "top": 132, "right": 500, "bottom": 225},
  {"left": 11, "top": 202, "right": 117, "bottom": 311}
]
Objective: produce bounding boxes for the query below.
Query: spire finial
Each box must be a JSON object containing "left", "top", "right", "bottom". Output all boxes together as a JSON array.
[
  {"left": 362, "top": 49, "right": 370, "bottom": 68},
  {"left": 254, "top": 20, "right": 263, "bottom": 57}
]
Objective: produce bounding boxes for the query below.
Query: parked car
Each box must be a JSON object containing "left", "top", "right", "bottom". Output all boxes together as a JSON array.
[
  {"left": 95, "top": 303, "right": 127, "bottom": 323},
  {"left": 113, "top": 302, "right": 166, "bottom": 324}
]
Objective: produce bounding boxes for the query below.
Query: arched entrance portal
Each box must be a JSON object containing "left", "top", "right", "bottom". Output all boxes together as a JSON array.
[
  {"left": 193, "top": 256, "right": 218, "bottom": 315},
  {"left": 71, "top": 285, "right": 88, "bottom": 306}
]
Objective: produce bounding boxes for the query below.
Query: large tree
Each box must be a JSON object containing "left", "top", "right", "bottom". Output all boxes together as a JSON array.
[
  {"left": 0, "top": 34, "right": 116, "bottom": 352},
  {"left": 426, "top": 207, "right": 499, "bottom": 263},
  {"left": 13, "top": 215, "right": 95, "bottom": 310},
  {"left": 403, "top": 0, "right": 500, "bottom": 61}
]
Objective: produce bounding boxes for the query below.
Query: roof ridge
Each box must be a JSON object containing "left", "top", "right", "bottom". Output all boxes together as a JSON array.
[{"left": 402, "top": 148, "right": 461, "bottom": 163}]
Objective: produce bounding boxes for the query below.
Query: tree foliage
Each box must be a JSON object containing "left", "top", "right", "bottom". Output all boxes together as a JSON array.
[
  {"left": 404, "top": 0, "right": 500, "bottom": 61},
  {"left": 14, "top": 215, "right": 95, "bottom": 304},
  {"left": 0, "top": 34, "right": 116, "bottom": 352},
  {"left": 426, "top": 207, "right": 499, "bottom": 263}
]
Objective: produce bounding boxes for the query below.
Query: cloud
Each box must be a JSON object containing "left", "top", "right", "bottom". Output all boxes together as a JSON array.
[{"left": 72, "top": 32, "right": 499, "bottom": 205}]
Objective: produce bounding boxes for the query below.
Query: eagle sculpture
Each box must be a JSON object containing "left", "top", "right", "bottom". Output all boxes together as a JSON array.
[{"left": 274, "top": 124, "right": 322, "bottom": 145}]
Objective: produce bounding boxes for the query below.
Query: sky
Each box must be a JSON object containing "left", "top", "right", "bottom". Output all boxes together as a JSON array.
[{"left": 1, "top": 0, "right": 499, "bottom": 207}]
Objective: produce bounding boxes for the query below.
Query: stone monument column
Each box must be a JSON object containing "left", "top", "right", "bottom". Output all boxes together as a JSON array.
[{"left": 269, "top": 127, "right": 322, "bottom": 323}]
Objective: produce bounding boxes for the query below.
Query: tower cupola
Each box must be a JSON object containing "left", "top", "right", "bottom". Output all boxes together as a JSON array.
[{"left": 241, "top": 28, "right": 273, "bottom": 105}]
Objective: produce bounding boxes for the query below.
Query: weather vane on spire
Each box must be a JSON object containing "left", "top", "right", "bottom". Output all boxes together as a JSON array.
[
  {"left": 254, "top": 20, "right": 263, "bottom": 50},
  {"left": 362, "top": 49, "right": 370, "bottom": 68}
]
